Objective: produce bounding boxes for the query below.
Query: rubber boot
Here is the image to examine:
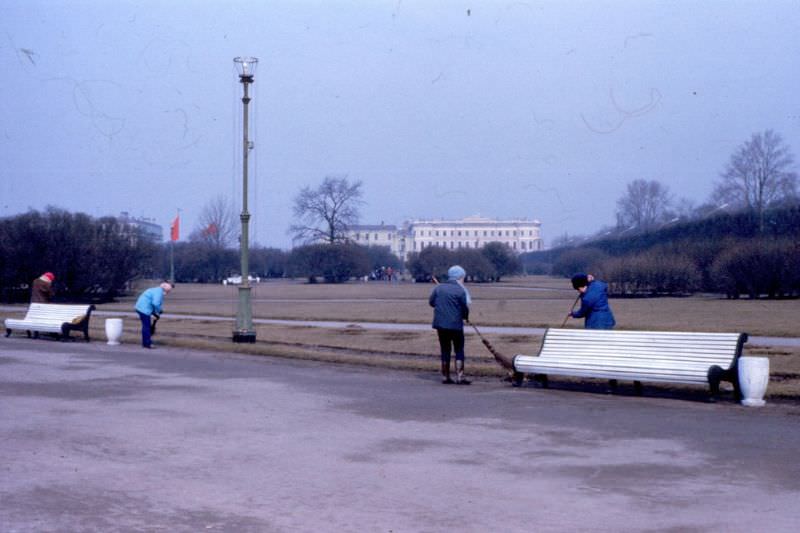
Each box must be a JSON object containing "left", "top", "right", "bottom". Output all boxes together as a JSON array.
[
  {"left": 441, "top": 362, "right": 454, "bottom": 384},
  {"left": 455, "top": 360, "right": 471, "bottom": 385}
]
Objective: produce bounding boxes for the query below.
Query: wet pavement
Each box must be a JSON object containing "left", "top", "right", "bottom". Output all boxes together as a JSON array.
[{"left": 2, "top": 338, "right": 799, "bottom": 532}]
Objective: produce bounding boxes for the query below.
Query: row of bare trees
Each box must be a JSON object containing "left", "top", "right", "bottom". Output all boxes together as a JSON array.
[
  {"left": 613, "top": 130, "right": 797, "bottom": 235},
  {"left": 547, "top": 231, "right": 800, "bottom": 299}
]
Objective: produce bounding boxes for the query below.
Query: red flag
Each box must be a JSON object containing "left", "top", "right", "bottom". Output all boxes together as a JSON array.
[{"left": 170, "top": 215, "right": 180, "bottom": 241}]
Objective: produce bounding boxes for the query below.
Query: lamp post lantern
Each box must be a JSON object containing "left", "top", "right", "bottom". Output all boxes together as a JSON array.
[{"left": 233, "top": 56, "right": 258, "bottom": 343}]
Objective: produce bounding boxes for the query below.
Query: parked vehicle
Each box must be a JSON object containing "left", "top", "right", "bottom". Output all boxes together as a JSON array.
[{"left": 222, "top": 275, "right": 261, "bottom": 285}]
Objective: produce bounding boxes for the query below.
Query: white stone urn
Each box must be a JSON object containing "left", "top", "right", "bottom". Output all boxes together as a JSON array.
[
  {"left": 738, "top": 356, "right": 770, "bottom": 407},
  {"left": 105, "top": 318, "right": 123, "bottom": 346}
]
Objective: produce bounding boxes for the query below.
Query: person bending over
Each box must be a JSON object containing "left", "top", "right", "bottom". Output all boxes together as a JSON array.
[
  {"left": 567, "top": 273, "right": 615, "bottom": 329},
  {"left": 134, "top": 282, "right": 173, "bottom": 349}
]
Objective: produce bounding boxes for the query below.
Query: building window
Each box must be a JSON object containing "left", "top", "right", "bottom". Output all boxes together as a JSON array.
[{"left": 450, "top": 241, "right": 454, "bottom": 249}]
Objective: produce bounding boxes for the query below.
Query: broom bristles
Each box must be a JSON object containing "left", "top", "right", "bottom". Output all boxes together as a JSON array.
[{"left": 470, "top": 323, "right": 514, "bottom": 370}]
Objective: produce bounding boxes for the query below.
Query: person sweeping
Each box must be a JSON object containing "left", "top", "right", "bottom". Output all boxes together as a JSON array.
[
  {"left": 429, "top": 265, "right": 471, "bottom": 385},
  {"left": 565, "top": 273, "right": 616, "bottom": 329},
  {"left": 567, "top": 273, "right": 627, "bottom": 391},
  {"left": 134, "top": 281, "right": 173, "bottom": 349}
]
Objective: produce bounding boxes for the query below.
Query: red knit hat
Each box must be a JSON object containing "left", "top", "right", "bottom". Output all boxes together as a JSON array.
[{"left": 42, "top": 272, "right": 55, "bottom": 282}]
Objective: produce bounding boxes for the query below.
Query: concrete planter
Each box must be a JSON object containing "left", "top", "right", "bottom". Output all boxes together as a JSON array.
[
  {"left": 105, "top": 318, "right": 123, "bottom": 346},
  {"left": 738, "top": 356, "right": 769, "bottom": 407}
]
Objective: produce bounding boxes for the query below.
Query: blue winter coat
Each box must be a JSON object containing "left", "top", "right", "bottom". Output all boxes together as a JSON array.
[
  {"left": 135, "top": 287, "right": 165, "bottom": 316},
  {"left": 429, "top": 280, "right": 469, "bottom": 331},
  {"left": 571, "top": 280, "right": 616, "bottom": 329}
]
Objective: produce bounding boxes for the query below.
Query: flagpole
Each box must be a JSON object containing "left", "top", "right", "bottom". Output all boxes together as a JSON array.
[{"left": 170, "top": 209, "right": 180, "bottom": 284}]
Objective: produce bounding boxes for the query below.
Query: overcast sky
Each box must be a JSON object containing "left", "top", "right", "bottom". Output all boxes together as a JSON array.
[{"left": 2, "top": 0, "right": 798, "bottom": 248}]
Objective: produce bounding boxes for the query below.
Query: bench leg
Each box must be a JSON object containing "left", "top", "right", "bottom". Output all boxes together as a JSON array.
[
  {"left": 607, "top": 379, "right": 619, "bottom": 394},
  {"left": 707, "top": 366, "right": 724, "bottom": 402},
  {"left": 5, "top": 329, "right": 10, "bottom": 338},
  {"left": 511, "top": 371, "right": 525, "bottom": 387},
  {"left": 634, "top": 381, "right": 643, "bottom": 396},
  {"left": 30, "top": 331, "right": 35, "bottom": 339}
]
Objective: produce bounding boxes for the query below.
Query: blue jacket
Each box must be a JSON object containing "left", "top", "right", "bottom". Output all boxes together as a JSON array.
[
  {"left": 571, "top": 280, "right": 616, "bottom": 329},
  {"left": 135, "top": 287, "right": 165, "bottom": 316},
  {"left": 429, "top": 280, "right": 469, "bottom": 331}
]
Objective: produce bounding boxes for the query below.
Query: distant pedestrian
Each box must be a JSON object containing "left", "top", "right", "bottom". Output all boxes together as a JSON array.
[
  {"left": 567, "top": 273, "right": 616, "bottom": 329},
  {"left": 429, "top": 265, "right": 471, "bottom": 385},
  {"left": 135, "top": 282, "right": 173, "bottom": 349},
  {"left": 31, "top": 272, "right": 55, "bottom": 303}
]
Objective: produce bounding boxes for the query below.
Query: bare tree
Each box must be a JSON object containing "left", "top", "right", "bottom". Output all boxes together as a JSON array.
[
  {"left": 615, "top": 179, "right": 673, "bottom": 231},
  {"left": 290, "top": 176, "right": 363, "bottom": 244},
  {"left": 713, "top": 130, "right": 798, "bottom": 232},
  {"left": 191, "top": 195, "right": 237, "bottom": 249}
]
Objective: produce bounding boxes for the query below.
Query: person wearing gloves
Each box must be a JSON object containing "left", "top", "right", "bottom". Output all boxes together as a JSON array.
[
  {"left": 31, "top": 272, "right": 56, "bottom": 303},
  {"left": 134, "top": 281, "right": 173, "bottom": 349},
  {"left": 429, "top": 265, "right": 471, "bottom": 385}
]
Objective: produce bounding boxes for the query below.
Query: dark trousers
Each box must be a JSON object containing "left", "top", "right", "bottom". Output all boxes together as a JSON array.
[
  {"left": 436, "top": 328, "right": 465, "bottom": 365},
  {"left": 137, "top": 311, "right": 152, "bottom": 347}
]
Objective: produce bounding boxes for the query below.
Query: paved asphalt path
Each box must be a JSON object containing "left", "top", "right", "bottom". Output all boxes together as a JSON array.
[{"left": 2, "top": 338, "right": 800, "bottom": 532}]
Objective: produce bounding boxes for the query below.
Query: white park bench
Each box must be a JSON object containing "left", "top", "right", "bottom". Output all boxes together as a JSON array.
[
  {"left": 511, "top": 328, "right": 748, "bottom": 399},
  {"left": 5, "top": 303, "right": 96, "bottom": 341}
]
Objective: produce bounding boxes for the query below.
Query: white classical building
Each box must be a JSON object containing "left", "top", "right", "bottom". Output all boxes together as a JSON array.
[
  {"left": 348, "top": 223, "right": 403, "bottom": 256},
  {"left": 348, "top": 216, "right": 543, "bottom": 261}
]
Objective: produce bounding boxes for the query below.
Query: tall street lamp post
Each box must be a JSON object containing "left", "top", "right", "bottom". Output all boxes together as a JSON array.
[{"left": 233, "top": 56, "right": 257, "bottom": 343}]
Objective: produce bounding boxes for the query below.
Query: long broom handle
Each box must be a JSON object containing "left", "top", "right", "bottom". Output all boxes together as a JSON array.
[{"left": 560, "top": 294, "right": 581, "bottom": 327}]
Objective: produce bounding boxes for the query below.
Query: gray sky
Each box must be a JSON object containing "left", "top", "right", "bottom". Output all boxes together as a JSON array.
[{"left": 2, "top": 0, "right": 798, "bottom": 249}]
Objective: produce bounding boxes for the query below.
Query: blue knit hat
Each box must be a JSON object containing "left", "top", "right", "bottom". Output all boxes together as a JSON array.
[{"left": 448, "top": 265, "right": 466, "bottom": 280}]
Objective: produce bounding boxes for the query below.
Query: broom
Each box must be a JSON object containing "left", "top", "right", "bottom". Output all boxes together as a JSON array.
[{"left": 466, "top": 320, "right": 514, "bottom": 371}]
